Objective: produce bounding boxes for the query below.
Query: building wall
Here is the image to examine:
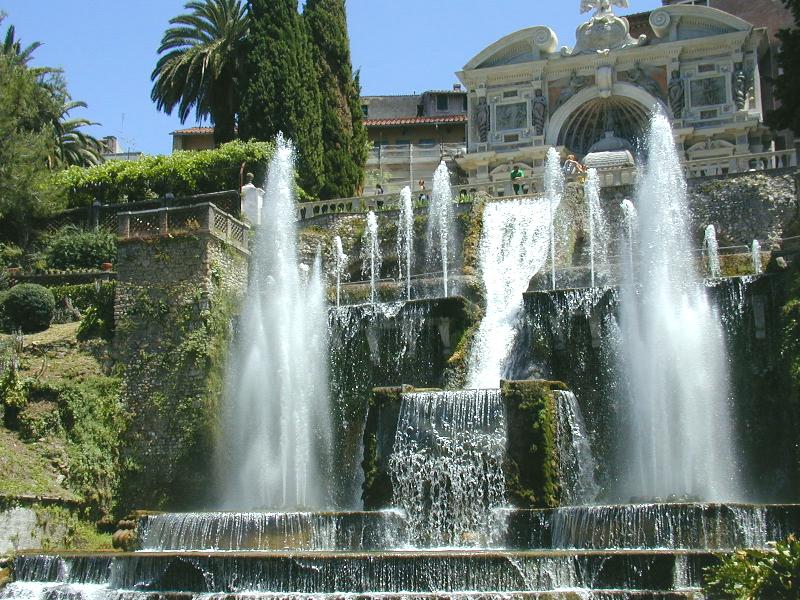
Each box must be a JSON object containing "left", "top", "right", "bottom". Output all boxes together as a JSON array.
[
  {"left": 173, "top": 133, "right": 215, "bottom": 152},
  {"left": 367, "top": 124, "right": 466, "bottom": 146}
]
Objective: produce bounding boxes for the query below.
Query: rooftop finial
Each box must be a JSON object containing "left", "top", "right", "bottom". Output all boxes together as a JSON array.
[{"left": 580, "top": 0, "right": 629, "bottom": 16}]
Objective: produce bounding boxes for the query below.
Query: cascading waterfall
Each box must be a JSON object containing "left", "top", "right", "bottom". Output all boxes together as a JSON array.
[
  {"left": 425, "top": 161, "right": 455, "bottom": 297},
  {"left": 467, "top": 198, "right": 553, "bottom": 389},
  {"left": 751, "top": 239, "right": 762, "bottom": 274},
  {"left": 545, "top": 148, "right": 564, "bottom": 291},
  {"left": 584, "top": 168, "right": 609, "bottom": 288},
  {"left": 704, "top": 224, "right": 722, "bottom": 278},
  {"left": 361, "top": 211, "right": 381, "bottom": 304},
  {"left": 555, "top": 390, "right": 599, "bottom": 505},
  {"left": 217, "top": 135, "right": 332, "bottom": 510},
  {"left": 618, "top": 112, "right": 741, "bottom": 502},
  {"left": 396, "top": 186, "right": 414, "bottom": 301},
  {"left": 389, "top": 389, "right": 507, "bottom": 547},
  {"left": 333, "top": 235, "right": 347, "bottom": 307}
]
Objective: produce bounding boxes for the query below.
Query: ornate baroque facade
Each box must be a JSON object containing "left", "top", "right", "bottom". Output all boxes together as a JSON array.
[{"left": 456, "top": 1, "right": 775, "bottom": 186}]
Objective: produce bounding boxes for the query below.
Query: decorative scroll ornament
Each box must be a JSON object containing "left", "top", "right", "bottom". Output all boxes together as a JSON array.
[{"left": 573, "top": 0, "right": 647, "bottom": 55}]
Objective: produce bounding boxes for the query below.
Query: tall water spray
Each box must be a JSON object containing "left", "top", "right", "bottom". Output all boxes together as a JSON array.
[
  {"left": 333, "top": 236, "right": 347, "bottom": 307},
  {"left": 584, "top": 168, "right": 609, "bottom": 288},
  {"left": 361, "top": 211, "right": 382, "bottom": 304},
  {"left": 218, "top": 136, "right": 332, "bottom": 509},
  {"left": 545, "top": 148, "right": 565, "bottom": 291},
  {"left": 397, "top": 186, "right": 414, "bottom": 301},
  {"left": 619, "top": 113, "right": 740, "bottom": 502},
  {"left": 467, "top": 198, "right": 553, "bottom": 388},
  {"left": 704, "top": 224, "right": 722, "bottom": 278},
  {"left": 751, "top": 240, "right": 762, "bottom": 275},
  {"left": 620, "top": 199, "right": 638, "bottom": 278},
  {"left": 426, "top": 161, "right": 455, "bottom": 297}
]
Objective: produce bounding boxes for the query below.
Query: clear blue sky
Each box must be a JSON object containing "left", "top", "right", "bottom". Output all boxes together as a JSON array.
[{"left": 2, "top": 0, "right": 663, "bottom": 155}]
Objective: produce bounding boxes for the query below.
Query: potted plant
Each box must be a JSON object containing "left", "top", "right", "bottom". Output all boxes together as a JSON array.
[{"left": 101, "top": 261, "right": 113, "bottom": 272}]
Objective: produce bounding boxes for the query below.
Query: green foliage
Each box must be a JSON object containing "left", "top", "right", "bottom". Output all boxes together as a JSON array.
[
  {"left": 54, "top": 139, "right": 274, "bottom": 206},
  {"left": 50, "top": 281, "right": 116, "bottom": 314},
  {"left": 0, "top": 242, "right": 23, "bottom": 268},
  {"left": 768, "top": 2, "right": 800, "bottom": 133},
  {"left": 704, "top": 535, "right": 800, "bottom": 599},
  {"left": 151, "top": 0, "right": 248, "bottom": 145},
  {"left": 0, "top": 53, "right": 65, "bottom": 241},
  {"left": 239, "top": 0, "right": 324, "bottom": 196},
  {"left": 304, "top": 0, "right": 366, "bottom": 199},
  {"left": 44, "top": 225, "right": 117, "bottom": 270},
  {"left": 0, "top": 283, "right": 55, "bottom": 332}
]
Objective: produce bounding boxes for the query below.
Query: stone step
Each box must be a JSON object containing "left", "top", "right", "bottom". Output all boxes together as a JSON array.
[{"left": 12, "top": 550, "right": 715, "bottom": 594}]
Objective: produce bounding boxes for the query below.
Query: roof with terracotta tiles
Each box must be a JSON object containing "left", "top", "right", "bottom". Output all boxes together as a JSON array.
[
  {"left": 364, "top": 114, "right": 468, "bottom": 127},
  {"left": 172, "top": 127, "right": 214, "bottom": 135}
]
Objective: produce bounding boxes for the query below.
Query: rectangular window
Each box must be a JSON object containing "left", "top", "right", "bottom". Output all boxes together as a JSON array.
[
  {"left": 503, "top": 90, "right": 518, "bottom": 98},
  {"left": 495, "top": 101, "right": 528, "bottom": 131},
  {"left": 690, "top": 76, "right": 727, "bottom": 107},
  {"left": 361, "top": 104, "right": 369, "bottom": 118},
  {"left": 698, "top": 64, "right": 716, "bottom": 73},
  {"left": 463, "top": 95, "right": 468, "bottom": 111},
  {"left": 436, "top": 94, "right": 449, "bottom": 111}
]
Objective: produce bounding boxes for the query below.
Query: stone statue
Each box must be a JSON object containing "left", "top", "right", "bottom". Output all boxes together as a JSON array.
[
  {"left": 532, "top": 89, "right": 547, "bottom": 136},
  {"left": 580, "top": 0, "right": 629, "bottom": 16},
  {"left": 626, "top": 64, "right": 664, "bottom": 101},
  {"left": 475, "top": 97, "right": 490, "bottom": 143},
  {"left": 556, "top": 72, "right": 588, "bottom": 109},
  {"left": 733, "top": 65, "right": 748, "bottom": 111},
  {"left": 668, "top": 71, "right": 685, "bottom": 119}
]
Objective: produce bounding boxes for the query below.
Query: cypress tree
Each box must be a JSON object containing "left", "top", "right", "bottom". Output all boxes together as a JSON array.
[
  {"left": 304, "top": 0, "right": 367, "bottom": 199},
  {"left": 239, "top": 0, "right": 324, "bottom": 196}
]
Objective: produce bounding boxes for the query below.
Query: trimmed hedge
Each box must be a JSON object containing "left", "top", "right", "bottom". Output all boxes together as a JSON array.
[
  {"left": 54, "top": 140, "right": 277, "bottom": 207},
  {"left": 0, "top": 283, "right": 55, "bottom": 333},
  {"left": 44, "top": 226, "right": 117, "bottom": 271}
]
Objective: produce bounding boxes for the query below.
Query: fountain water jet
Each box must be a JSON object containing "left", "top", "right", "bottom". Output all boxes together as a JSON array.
[
  {"left": 584, "top": 168, "right": 609, "bottom": 288},
  {"left": 396, "top": 186, "right": 414, "bottom": 301},
  {"left": 751, "top": 239, "right": 762, "bottom": 274},
  {"left": 361, "top": 211, "right": 382, "bottom": 304},
  {"left": 618, "top": 112, "right": 741, "bottom": 502},
  {"left": 704, "top": 224, "right": 722, "bottom": 278},
  {"left": 217, "top": 135, "right": 332, "bottom": 509},
  {"left": 545, "top": 149, "right": 564, "bottom": 291},
  {"left": 620, "top": 199, "right": 638, "bottom": 280},
  {"left": 333, "top": 235, "right": 347, "bottom": 307},
  {"left": 426, "top": 161, "right": 455, "bottom": 297}
]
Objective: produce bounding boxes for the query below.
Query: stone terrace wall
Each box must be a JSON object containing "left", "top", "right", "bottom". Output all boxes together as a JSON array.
[{"left": 114, "top": 233, "right": 248, "bottom": 511}]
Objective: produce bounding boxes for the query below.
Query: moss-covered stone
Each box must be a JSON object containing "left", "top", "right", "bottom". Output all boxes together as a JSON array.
[
  {"left": 361, "top": 386, "right": 412, "bottom": 509},
  {"left": 501, "top": 379, "right": 567, "bottom": 509}
]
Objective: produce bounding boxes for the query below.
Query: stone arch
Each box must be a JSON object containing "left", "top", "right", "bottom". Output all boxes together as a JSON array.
[{"left": 545, "top": 83, "right": 666, "bottom": 154}]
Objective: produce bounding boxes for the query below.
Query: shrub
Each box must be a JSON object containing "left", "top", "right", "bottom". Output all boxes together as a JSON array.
[
  {"left": 44, "top": 226, "right": 117, "bottom": 271},
  {"left": 0, "top": 242, "right": 23, "bottom": 268},
  {"left": 0, "top": 283, "right": 55, "bottom": 332},
  {"left": 704, "top": 535, "right": 800, "bottom": 598},
  {"left": 54, "top": 140, "right": 279, "bottom": 207}
]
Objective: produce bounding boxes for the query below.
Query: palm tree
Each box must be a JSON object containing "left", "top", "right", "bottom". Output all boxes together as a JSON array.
[
  {"left": 151, "top": 0, "right": 248, "bottom": 145},
  {"left": 1, "top": 14, "right": 42, "bottom": 67},
  {"left": 49, "top": 100, "right": 104, "bottom": 168}
]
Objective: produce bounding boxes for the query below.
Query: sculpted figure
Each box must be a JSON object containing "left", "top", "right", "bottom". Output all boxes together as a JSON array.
[
  {"left": 627, "top": 64, "right": 664, "bottom": 101},
  {"left": 668, "top": 70, "right": 685, "bottom": 118},
  {"left": 557, "top": 72, "right": 588, "bottom": 109},
  {"left": 532, "top": 90, "right": 547, "bottom": 136},
  {"left": 475, "top": 97, "right": 490, "bottom": 143},
  {"left": 733, "top": 65, "right": 748, "bottom": 111},
  {"left": 580, "top": 0, "right": 629, "bottom": 16}
]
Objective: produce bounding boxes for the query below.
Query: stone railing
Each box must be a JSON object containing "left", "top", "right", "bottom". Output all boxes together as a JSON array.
[
  {"left": 117, "top": 202, "right": 250, "bottom": 253},
  {"left": 295, "top": 148, "right": 797, "bottom": 220}
]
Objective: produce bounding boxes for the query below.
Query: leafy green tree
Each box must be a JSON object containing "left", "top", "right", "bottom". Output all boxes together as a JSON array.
[
  {"left": 151, "top": 0, "right": 248, "bottom": 145},
  {"left": 304, "top": 0, "right": 367, "bottom": 199},
  {"left": 0, "top": 54, "right": 64, "bottom": 241},
  {"left": 768, "top": 1, "right": 800, "bottom": 133},
  {"left": 239, "top": 0, "right": 324, "bottom": 196}
]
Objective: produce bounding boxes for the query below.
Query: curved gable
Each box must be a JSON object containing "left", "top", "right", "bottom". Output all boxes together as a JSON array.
[
  {"left": 650, "top": 5, "right": 752, "bottom": 42},
  {"left": 463, "top": 27, "right": 558, "bottom": 71}
]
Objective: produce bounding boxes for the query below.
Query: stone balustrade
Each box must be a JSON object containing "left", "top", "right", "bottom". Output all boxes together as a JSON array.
[{"left": 117, "top": 202, "right": 250, "bottom": 254}]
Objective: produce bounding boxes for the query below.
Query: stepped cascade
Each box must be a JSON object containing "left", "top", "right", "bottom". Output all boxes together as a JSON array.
[{"left": 5, "top": 117, "right": 800, "bottom": 598}]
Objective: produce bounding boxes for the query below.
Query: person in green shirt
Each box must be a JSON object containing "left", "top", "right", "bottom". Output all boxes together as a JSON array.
[{"left": 510, "top": 165, "right": 525, "bottom": 195}]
